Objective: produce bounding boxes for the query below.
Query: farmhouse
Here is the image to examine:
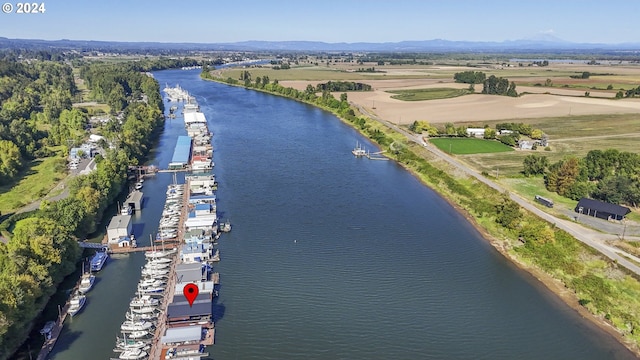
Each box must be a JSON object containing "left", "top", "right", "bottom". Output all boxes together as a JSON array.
[
  {"left": 575, "top": 198, "right": 631, "bottom": 221},
  {"left": 466, "top": 128, "right": 485, "bottom": 138},
  {"left": 518, "top": 140, "right": 534, "bottom": 150}
]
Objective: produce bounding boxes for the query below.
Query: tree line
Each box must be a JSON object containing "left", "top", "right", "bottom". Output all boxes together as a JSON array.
[
  {"left": 315, "top": 81, "right": 372, "bottom": 92},
  {"left": 522, "top": 149, "right": 640, "bottom": 206},
  {"left": 0, "top": 60, "right": 164, "bottom": 359},
  {"left": 453, "top": 71, "right": 486, "bottom": 84}
]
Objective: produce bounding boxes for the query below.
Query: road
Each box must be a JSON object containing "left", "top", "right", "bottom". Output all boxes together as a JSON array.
[{"left": 352, "top": 102, "right": 640, "bottom": 276}]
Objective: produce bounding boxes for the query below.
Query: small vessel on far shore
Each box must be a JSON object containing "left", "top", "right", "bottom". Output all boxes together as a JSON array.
[{"left": 352, "top": 141, "right": 368, "bottom": 157}]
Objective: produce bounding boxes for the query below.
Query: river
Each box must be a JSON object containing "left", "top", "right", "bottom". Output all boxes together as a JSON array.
[{"left": 46, "top": 69, "right": 636, "bottom": 360}]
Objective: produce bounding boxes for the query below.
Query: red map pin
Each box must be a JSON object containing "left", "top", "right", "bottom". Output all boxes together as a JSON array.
[{"left": 183, "top": 283, "right": 199, "bottom": 307}]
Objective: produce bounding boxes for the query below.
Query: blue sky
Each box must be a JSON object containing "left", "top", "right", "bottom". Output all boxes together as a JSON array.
[{"left": 1, "top": 0, "right": 638, "bottom": 44}]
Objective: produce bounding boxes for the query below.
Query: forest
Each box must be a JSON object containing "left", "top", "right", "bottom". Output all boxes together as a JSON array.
[{"left": 0, "top": 56, "right": 165, "bottom": 359}]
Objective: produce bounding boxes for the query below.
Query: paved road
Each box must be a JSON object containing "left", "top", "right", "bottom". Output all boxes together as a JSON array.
[{"left": 353, "top": 102, "right": 640, "bottom": 276}]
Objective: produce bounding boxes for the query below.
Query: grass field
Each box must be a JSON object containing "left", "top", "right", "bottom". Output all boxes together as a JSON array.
[
  {"left": 0, "top": 156, "right": 67, "bottom": 214},
  {"left": 429, "top": 137, "right": 514, "bottom": 154},
  {"left": 387, "top": 88, "right": 470, "bottom": 101}
]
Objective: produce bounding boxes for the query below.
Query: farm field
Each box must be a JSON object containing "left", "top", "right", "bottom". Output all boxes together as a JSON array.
[
  {"left": 387, "top": 87, "right": 470, "bottom": 101},
  {"left": 429, "top": 137, "right": 514, "bottom": 155}
]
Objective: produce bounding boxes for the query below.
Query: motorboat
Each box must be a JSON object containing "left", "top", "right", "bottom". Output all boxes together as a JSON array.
[
  {"left": 119, "top": 348, "right": 147, "bottom": 360},
  {"left": 130, "top": 295, "right": 160, "bottom": 308},
  {"left": 134, "top": 182, "right": 143, "bottom": 190},
  {"left": 130, "top": 305, "right": 158, "bottom": 314},
  {"left": 121, "top": 320, "right": 154, "bottom": 332},
  {"left": 68, "top": 293, "right": 87, "bottom": 317},
  {"left": 90, "top": 250, "right": 109, "bottom": 272},
  {"left": 78, "top": 272, "right": 96, "bottom": 294},
  {"left": 127, "top": 330, "right": 151, "bottom": 339},
  {"left": 139, "top": 278, "right": 166, "bottom": 288}
]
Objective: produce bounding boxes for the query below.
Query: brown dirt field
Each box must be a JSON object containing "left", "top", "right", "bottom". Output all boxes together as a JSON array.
[{"left": 281, "top": 79, "right": 640, "bottom": 124}]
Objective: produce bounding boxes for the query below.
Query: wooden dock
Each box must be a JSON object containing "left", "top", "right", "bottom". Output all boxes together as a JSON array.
[{"left": 35, "top": 276, "right": 84, "bottom": 360}]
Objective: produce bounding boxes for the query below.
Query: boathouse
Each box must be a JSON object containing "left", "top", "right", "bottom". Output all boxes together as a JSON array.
[
  {"left": 107, "top": 214, "right": 132, "bottom": 244},
  {"left": 184, "top": 112, "right": 207, "bottom": 125},
  {"left": 169, "top": 136, "right": 192, "bottom": 170},
  {"left": 167, "top": 290, "right": 213, "bottom": 324},
  {"left": 176, "top": 263, "right": 205, "bottom": 283},
  {"left": 125, "top": 190, "right": 143, "bottom": 212},
  {"left": 575, "top": 198, "right": 631, "bottom": 221},
  {"left": 161, "top": 326, "right": 203, "bottom": 345}
]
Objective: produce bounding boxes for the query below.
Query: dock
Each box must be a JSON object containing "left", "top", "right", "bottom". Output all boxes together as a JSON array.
[{"left": 36, "top": 274, "right": 85, "bottom": 360}]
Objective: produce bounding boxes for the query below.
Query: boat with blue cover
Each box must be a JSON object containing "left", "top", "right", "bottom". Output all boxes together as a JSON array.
[{"left": 90, "top": 250, "right": 109, "bottom": 272}]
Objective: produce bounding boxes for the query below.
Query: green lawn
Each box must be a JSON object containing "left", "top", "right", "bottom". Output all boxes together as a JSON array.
[
  {"left": 429, "top": 137, "right": 514, "bottom": 154},
  {"left": 0, "top": 156, "right": 67, "bottom": 214},
  {"left": 387, "top": 87, "right": 470, "bottom": 101}
]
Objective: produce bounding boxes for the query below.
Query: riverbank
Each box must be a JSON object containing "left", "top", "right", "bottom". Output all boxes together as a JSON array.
[{"left": 201, "top": 72, "right": 640, "bottom": 358}]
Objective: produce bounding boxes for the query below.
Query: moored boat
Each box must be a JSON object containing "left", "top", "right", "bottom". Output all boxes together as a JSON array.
[
  {"left": 90, "top": 250, "right": 109, "bottom": 272},
  {"left": 78, "top": 272, "right": 96, "bottom": 294},
  {"left": 119, "top": 348, "right": 147, "bottom": 360},
  {"left": 68, "top": 293, "right": 87, "bottom": 317}
]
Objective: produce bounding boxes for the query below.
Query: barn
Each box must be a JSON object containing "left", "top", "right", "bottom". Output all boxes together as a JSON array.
[{"left": 575, "top": 198, "right": 631, "bottom": 221}]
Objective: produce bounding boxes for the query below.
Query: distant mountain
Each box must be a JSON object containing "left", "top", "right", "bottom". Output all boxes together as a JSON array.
[{"left": 1, "top": 37, "right": 639, "bottom": 52}]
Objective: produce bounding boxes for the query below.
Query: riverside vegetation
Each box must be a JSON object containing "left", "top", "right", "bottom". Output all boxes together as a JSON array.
[
  {"left": 0, "top": 55, "right": 167, "bottom": 359},
  {"left": 203, "top": 68, "right": 640, "bottom": 354}
]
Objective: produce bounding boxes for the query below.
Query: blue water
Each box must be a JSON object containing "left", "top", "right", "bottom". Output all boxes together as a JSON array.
[{"left": 46, "top": 69, "right": 636, "bottom": 360}]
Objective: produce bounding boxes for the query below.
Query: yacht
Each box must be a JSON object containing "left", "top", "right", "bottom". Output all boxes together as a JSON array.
[
  {"left": 130, "top": 295, "right": 160, "bottom": 308},
  {"left": 118, "top": 348, "right": 147, "bottom": 360},
  {"left": 68, "top": 293, "right": 87, "bottom": 317},
  {"left": 120, "top": 320, "right": 154, "bottom": 332},
  {"left": 78, "top": 272, "right": 96, "bottom": 294},
  {"left": 90, "top": 250, "right": 109, "bottom": 272},
  {"left": 127, "top": 330, "right": 151, "bottom": 339}
]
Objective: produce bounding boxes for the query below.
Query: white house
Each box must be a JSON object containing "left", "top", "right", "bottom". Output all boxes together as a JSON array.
[
  {"left": 466, "top": 128, "right": 486, "bottom": 138},
  {"left": 107, "top": 214, "right": 132, "bottom": 244}
]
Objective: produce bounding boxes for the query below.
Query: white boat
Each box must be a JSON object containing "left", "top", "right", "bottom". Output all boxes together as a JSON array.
[
  {"left": 126, "top": 310, "right": 159, "bottom": 321},
  {"left": 134, "top": 182, "right": 143, "bottom": 190},
  {"left": 141, "top": 268, "right": 169, "bottom": 277},
  {"left": 131, "top": 306, "right": 158, "bottom": 314},
  {"left": 121, "top": 320, "right": 154, "bottom": 332},
  {"left": 78, "top": 272, "right": 96, "bottom": 294},
  {"left": 139, "top": 278, "right": 166, "bottom": 288},
  {"left": 144, "top": 262, "right": 170, "bottom": 270},
  {"left": 127, "top": 330, "right": 151, "bottom": 339},
  {"left": 145, "top": 249, "right": 177, "bottom": 259},
  {"left": 68, "top": 293, "right": 86, "bottom": 317},
  {"left": 130, "top": 295, "right": 160, "bottom": 308},
  {"left": 148, "top": 257, "right": 172, "bottom": 264},
  {"left": 119, "top": 348, "right": 147, "bottom": 360}
]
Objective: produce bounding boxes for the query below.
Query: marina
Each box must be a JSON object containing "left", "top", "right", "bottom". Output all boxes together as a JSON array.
[
  {"left": 44, "top": 69, "right": 637, "bottom": 360},
  {"left": 109, "top": 87, "right": 221, "bottom": 360}
]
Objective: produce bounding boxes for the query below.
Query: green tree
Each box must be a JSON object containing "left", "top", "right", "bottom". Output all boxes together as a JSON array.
[
  {"left": 495, "top": 193, "right": 522, "bottom": 229},
  {"left": 0, "top": 140, "right": 22, "bottom": 183},
  {"left": 523, "top": 154, "right": 549, "bottom": 176}
]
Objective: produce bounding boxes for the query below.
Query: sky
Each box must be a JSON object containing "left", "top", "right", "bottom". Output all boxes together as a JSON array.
[{"left": 1, "top": 0, "right": 639, "bottom": 44}]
